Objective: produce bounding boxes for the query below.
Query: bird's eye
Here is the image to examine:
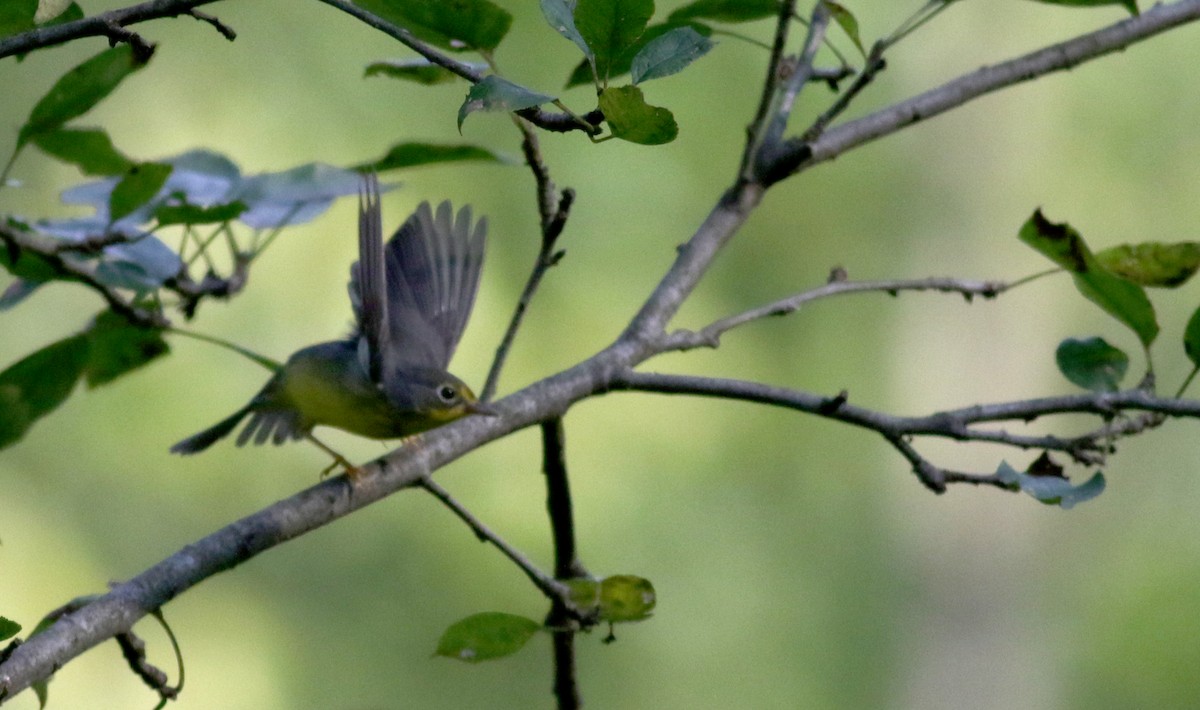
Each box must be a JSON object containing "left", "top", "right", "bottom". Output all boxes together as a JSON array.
[{"left": 438, "top": 384, "right": 458, "bottom": 403}]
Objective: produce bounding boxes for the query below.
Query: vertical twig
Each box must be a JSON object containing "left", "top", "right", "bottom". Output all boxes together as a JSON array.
[
  {"left": 738, "top": 0, "right": 799, "bottom": 182},
  {"left": 542, "top": 417, "right": 585, "bottom": 579},
  {"left": 760, "top": 3, "right": 833, "bottom": 151},
  {"left": 541, "top": 417, "right": 585, "bottom": 710},
  {"left": 481, "top": 122, "right": 574, "bottom": 401},
  {"left": 551, "top": 631, "right": 581, "bottom": 710}
]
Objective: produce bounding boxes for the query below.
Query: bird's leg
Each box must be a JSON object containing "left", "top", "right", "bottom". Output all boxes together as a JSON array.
[{"left": 306, "top": 433, "right": 363, "bottom": 481}]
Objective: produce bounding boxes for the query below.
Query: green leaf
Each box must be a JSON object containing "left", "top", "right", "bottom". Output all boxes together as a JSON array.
[
  {"left": 0, "top": 222, "right": 61, "bottom": 284},
  {"left": 574, "top": 0, "right": 654, "bottom": 83},
  {"left": 0, "top": 334, "right": 87, "bottom": 450},
  {"left": 153, "top": 200, "right": 247, "bottom": 226},
  {"left": 18, "top": 44, "right": 149, "bottom": 146},
  {"left": 0, "top": 0, "right": 36, "bottom": 38},
  {"left": 1094, "top": 242, "right": 1200, "bottom": 288},
  {"left": 1072, "top": 270, "right": 1158, "bottom": 347},
  {"left": 109, "top": 162, "right": 172, "bottom": 223},
  {"left": 1055, "top": 337, "right": 1128, "bottom": 392},
  {"left": 457, "top": 75, "right": 556, "bottom": 131},
  {"left": 566, "top": 21, "right": 712, "bottom": 88},
  {"left": 668, "top": 0, "right": 781, "bottom": 23},
  {"left": 435, "top": 612, "right": 541, "bottom": 662},
  {"left": 354, "top": 142, "right": 508, "bottom": 173},
  {"left": 541, "top": 0, "right": 594, "bottom": 64},
  {"left": 364, "top": 58, "right": 481, "bottom": 84},
  {"left": 1183, "top": 304, "right": 1200, "bottom": 369},
  {"left": 598, "top": 85, "right": 678, "bottom": 145},
  {"left": 1018, "top": 209, "right": 1158, "bottom": 347},
  {"left": 599, "top": 575, "right": 656, "bottom": 622},
  {"left": 0, "top": 616, "right": 20, "bottom": 642},
  {"left": 354, "top": 0, "right": 513, "bottom": 52},
  {"left": 824, "top": 1, "right": 865, "bottom": 56},
  {"left": 996, "top": 461, "right": 1106, "bottom": 509},
  {"left": 31, "top": 128, "right": 133, "bottom": 176},
  {"left": 1028, "top": 0, "right": 1138, "bottom": 16},
  {"left": 630, "top": 26, "right": 714, "bottom": 84},
  {"left": 84, "top": 311, "right": 169, "bottom": 388},
  {"left": 565, "top": 578, "right": 602, "bottom": 613}
]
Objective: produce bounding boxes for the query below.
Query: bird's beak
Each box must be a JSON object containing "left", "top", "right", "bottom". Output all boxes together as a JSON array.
[{"left": 467, "top": 400, "right": 500, "bottom": 417}]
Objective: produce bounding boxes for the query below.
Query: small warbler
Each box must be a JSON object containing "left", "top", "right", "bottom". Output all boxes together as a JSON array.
[{"left": 170, "top": 174, "right": 494, "bottom": 471}]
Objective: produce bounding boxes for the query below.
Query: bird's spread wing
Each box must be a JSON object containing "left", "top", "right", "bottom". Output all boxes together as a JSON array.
[
  {"left": 380, "top": 200, "right": 487, "bottom": 374},
  {"left": 348, "top": 173, "right": 388, "bottom": 383}
]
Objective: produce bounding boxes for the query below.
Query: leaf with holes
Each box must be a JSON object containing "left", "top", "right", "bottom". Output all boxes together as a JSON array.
[
  {"left": 1095, "top": 242, "right": 1200, "bottom": 288},
  {"left": 1019, "top": 209, "right": 1158, "bottom": 347}
]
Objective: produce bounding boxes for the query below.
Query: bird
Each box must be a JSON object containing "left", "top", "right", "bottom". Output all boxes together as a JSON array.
[{"left": 170, "top": 173, "right": 495, "bottom": 475}]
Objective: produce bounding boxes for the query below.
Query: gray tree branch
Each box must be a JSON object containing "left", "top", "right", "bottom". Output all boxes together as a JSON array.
[
  {"left": 607, "top": 371, "right": 1199, "bottom": 491},
  {"left": 787, "top": 0, "right": 1200, "bottom": 178},
  {"left": 0, "top": 0, "right": 225, "bottom": 59},
  {"left": 656, "top": 273, "right": 1010, "bottom": 352}
]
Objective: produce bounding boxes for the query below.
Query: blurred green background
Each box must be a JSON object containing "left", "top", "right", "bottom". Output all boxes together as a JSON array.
[{"left": 4, "top": 2, "right": 1200, "bottom": 708}]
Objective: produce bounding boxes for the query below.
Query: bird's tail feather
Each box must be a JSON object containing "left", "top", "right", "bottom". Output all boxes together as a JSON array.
[{"left": 169, "top": 405, "right": 253, "bottom": 455}]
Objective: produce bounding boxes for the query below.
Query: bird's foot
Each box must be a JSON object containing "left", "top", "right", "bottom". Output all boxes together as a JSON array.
[{"left": 307, "top": 433, "right": 363, "bottom": 483}]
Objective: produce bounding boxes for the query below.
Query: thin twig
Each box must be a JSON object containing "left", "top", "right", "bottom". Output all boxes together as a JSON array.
[
  {"left": 801, "top": 40, "right": 887, "bottom": 143},
  {"left": 0, "top": 0, "right": 221, "bottom": 58},
  {"left": 739, "top": 0, "right": 799, "bottom": 182},
  {"left": 760, "top": 3, "right": 832, "bottom": 151},
  {"left": 608, "top": 370, "right": 1200, "bottom": 488},
  {"left": 793, "top": 0, "right": 1200, "bottom": 176},
  {"left": 0, "top": 222, "right": 167, "bottom": 327},
  {"left": 540, "top": 417, "right": 585, "bottom": 710},
  {"left": 187, "top": 9, "right": 235, "bottom": 41},
  {"left": 315, "top": 0, "right": 596, "bottom": 135},
  {"left": 541, "top": 418, "right": 585, "bottom": 580},
  {"left": 418, "top": 477, "right": 573, "bottom": 606},
  {"left": 657, "top": 273, "right": 1009, "bottom": 352},
  {"left": 481, "top": 124, "right": 574, "bottom": 402}
]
